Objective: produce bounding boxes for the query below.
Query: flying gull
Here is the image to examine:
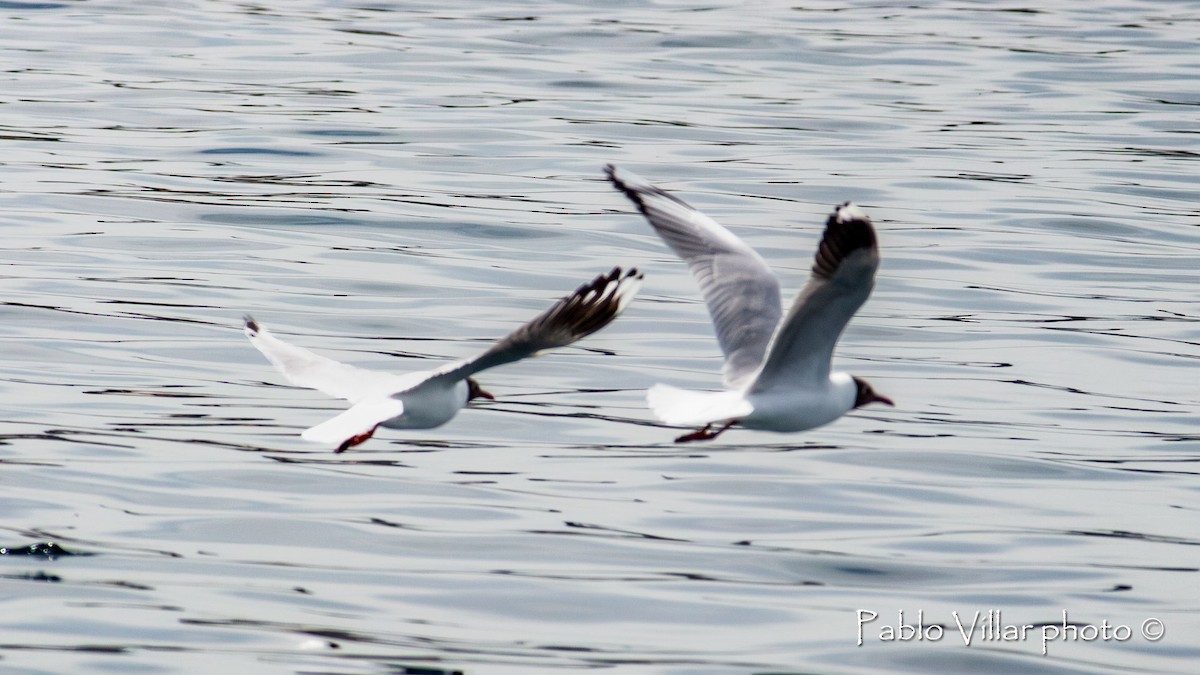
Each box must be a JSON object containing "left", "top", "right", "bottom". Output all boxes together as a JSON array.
[
  {"left": 606, "top": 165, "right": 891, "bottom": 442},
  {"left": 246, "top": 267, "right": 642, "bottom": 451}
]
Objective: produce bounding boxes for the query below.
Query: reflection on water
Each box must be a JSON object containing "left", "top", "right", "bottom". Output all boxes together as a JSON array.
[{"left": 1, "top": 1, "right": 1198, "bottom": 673}]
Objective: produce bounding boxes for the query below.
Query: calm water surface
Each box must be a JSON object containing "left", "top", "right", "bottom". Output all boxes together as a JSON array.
[{"left": 1, "top": 1, "right": 1197, "bottom": 673}]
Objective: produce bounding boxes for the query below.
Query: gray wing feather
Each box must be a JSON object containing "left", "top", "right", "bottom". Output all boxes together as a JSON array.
[
  {"left": 243, "top": 316, "right": 417, "bottom": 403},
  {"left": 605, "top": 165, "right": 782, "bottom": 388},
  {"left": 749, "top": 202, "right": 879, "bottom": 392}
]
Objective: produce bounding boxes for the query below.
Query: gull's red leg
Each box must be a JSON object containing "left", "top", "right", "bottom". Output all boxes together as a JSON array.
[
  {"left": 674, "top": 420, "right": 737, "bottom": 443},
  {"left": 335, "top": 425, "right": 380, "bottom": 453}
]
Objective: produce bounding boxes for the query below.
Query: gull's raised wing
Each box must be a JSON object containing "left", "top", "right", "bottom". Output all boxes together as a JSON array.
[
  {"left": 748, "top": 202, "right": 880, "bottom": 393},
  {"left": 606, "top": 165, "right": 781, "bottom": 388},
  {"left": 244, "top": 317, "right": 416, "bottom": 403},
  {"left": 427, "top": 266, "right": 642, "bottom": 385}
]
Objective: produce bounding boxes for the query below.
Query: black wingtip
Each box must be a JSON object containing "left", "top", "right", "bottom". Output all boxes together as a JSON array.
[
  {"left": 604, "top": 164, "right": 693, "bottom": 217},
  {"left": 556, "top": 265, "right": 643, "bottom": 338},
  {"left": 812, "top": 202, "right": 876, "bottom": 279},
  {"left": 604, "top": 164, "right": 642, "bottom": 208},
  {"left": 243, "top": 315, "right": 260, "bottom": 334},
  {"left": 574, "top": 265, "right": 641, "bottom": 296}
]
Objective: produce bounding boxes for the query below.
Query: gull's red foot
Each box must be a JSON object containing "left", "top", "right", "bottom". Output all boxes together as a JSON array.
[
  {"left": 674, "top": 421, "right": 736, "bottom": 443},
  {"left": 335, "top": 425, "right": 380, "bottom": 453}
]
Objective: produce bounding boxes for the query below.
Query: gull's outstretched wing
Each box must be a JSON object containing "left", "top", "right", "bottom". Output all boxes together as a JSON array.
[
  {"left": 748, "top": 202, "right": 880, "bottom": 393},
  {"left": 428, "top": 266, "right": 642, "bottom": 385},
  {"left": 606, "top": 165, "right": 781, "bottom": 388},
  {"left": 244, "top": 317, "right": 415, "bottom": 403}
]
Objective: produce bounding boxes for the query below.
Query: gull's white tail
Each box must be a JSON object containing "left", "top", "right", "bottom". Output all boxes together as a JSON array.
[
  {"left": 646, "top": 383, "right": 753, "bottom": 427},
  {"left": 300, "top": 397, "right": 406, "bottom": 445}
]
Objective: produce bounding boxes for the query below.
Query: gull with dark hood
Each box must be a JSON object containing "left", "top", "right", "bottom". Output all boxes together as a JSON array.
[
  {"left": 606, "top": 165, "right": 891, "bottom": 443},
  {"left": 246, "top": 267, "right": 642, "bottom": 452}
]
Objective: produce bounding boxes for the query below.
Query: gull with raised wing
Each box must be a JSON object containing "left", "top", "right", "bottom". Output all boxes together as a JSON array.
[
  {"left": 606, "top": 165, "right": 891, "bottom": 443},
  {"left": 245, "top": 267, "right": 642, "bottom": 452}
]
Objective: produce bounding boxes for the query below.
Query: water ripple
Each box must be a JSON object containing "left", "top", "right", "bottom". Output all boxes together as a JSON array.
[{"left": 1, "top": 1, "right": 1196, "bottom": 673}]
